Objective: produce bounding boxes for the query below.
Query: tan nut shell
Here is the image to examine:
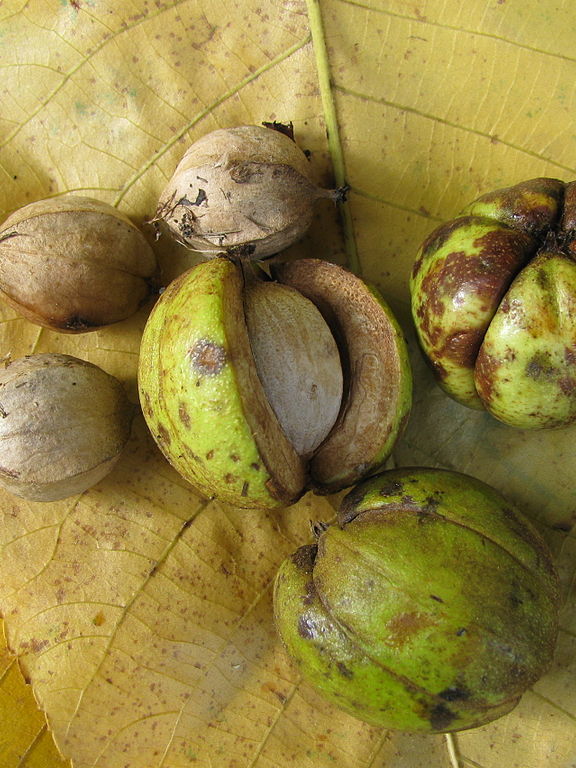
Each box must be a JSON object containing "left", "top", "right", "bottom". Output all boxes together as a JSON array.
[
  {"left": 0, "top": 196, "right": 157, "bottom": 332},
  {"left": 156, "top": 125, "right": 335, "bottom": 259},
  {"left": 0, "top": 354, "right": 133, "bottom": 501}
]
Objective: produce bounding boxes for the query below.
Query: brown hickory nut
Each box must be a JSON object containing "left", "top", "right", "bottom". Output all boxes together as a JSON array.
[
  {"left": 154, "top": 123, "right": 345, "bottom": 260},
  {"left": 410, "top": 178, "right": 576, "bottom": 429},
  {"left": 274, "top": 467, "right": 560, "bottom": 732},
  {"left": 0, "top": 196, "right": 158, "bottom": 332},
  {"left": 0, "top": 353, "right": 134, "bottom": 501},
  {"left": 138, "top": 257, "right": 412, "bottom": 510}
]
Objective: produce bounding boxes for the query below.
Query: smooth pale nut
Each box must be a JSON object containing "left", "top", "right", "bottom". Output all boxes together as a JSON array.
[
  {"left": 0, "top": 353, "right": 133, "bottom": 501},
  {"left": 245, "top": 281, "right": 343, "bottom": 457}
]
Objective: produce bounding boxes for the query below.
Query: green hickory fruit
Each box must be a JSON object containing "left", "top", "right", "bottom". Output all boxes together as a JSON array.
[
  {"left": 138, "top": 257, "right": 412, "bottom": 510},
  {"left": 274, "top": 467, "right": 559, "bottom": 732},
  {"left": 410, "top": 178, "right": 576, "bottom": 428}
]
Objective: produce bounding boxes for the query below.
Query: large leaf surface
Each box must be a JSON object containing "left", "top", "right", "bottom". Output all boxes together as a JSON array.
[{"left": 0, "top": 1, "right": 575, "bottom": 766}]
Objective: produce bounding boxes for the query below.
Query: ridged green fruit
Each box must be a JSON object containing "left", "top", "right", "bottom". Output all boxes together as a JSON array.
[
  {"left": 138, "top": 258, "right": 412, "bottom": 509},
  {"left": 411, "top": 177, "right": 576, "bottom": 428},
  {"left": 274, "top": 468, "right": 559, "bottom": 732}
]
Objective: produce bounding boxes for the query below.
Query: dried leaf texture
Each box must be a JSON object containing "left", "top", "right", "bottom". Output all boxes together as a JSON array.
[{"left": 0, "top": 0, "right": 575, "bottom": 767}]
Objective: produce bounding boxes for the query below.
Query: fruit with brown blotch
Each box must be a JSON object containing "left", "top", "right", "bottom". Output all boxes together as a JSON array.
[
  {"left": 410, "top": 177, "right": 576, "bottom": 428},
  {"left": 138, "top": 257, "right": 412, "bottom": 509},
  {"left": 0, "top": 353, "right": 134, "bottom": 501},
  {"left": 274, "top": 467, "right": 560, "bottom": 732},
  {"left": 155, "top": 124, "right": 344, "bottom": 260},
  {"left": 0, "top": 196, "right": 158, "bottom": 332}
]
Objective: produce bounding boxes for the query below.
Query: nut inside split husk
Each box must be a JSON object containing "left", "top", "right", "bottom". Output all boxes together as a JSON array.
[
  {"left": 138, "top": 257, "right": 412, "bottom": 509},
  {"left": 0, "top": 353, "right": 134, "bottom": 501},
  {"left": 0, "top": 196, "right": 158, "bottom": 332},
  {"left": 274, "top": 467, "right": 560, "bottom": 732},
  {"left": 155, "top": 124, "right": 343, "bottom": 260}
]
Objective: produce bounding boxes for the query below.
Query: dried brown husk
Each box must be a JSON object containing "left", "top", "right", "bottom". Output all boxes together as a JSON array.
[
  {"left": 0, "top": 196, "right": 158, "bottom": 332},
  {"left": 0, "top": 353, "right": 134, "bottom": 501},
  {"left": 155, "top": 125, "right": 340, "bottom": 260}
]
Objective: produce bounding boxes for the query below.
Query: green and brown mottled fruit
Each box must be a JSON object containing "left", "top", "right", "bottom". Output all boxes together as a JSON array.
[
  {"left": 410, "top": 177, "right": 576, "bottom": 428},
  {"left": 0, "top": 196, "right": 157, "bottom": 332},
  {"left": 155, "top": 123, "right": 343, "bottom": 260},
  {"left": 138, "top": 257, "right": 412, "bottom": 509},
  {"left": 274, "top": 467, "right": 559, "bottom": 732}
]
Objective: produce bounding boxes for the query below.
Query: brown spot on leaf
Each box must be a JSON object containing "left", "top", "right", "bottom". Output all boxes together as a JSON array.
[
  {"left": 189, "top": 339, "right": 226, "bottom": 376},
  {"left": 93, "top": 611, "right": 106, "bottom": 626}
]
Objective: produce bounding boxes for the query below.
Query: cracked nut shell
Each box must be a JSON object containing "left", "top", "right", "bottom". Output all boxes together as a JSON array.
[
  {"left": 155, "top": 124, "right": 342, "bottom": 260},
  {"left": 274, "top": 467, "right": 560, "bottom": 732},
  {"left": 410, "top": 178, "right": 576, "bottom": 428}
]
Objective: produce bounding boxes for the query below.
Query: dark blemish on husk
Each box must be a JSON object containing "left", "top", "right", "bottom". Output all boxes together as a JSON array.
[
  {"left": 439, "top": 686, "right": 470, "bottom": 702},
  {"left": 338, "top": 486, "right": 368, "bottom": 525},
  {"left": 298, "top": 615, "right": 315, "bottom": 640},
  {"left": 178, "top": 402, "right": 191, "bottom": 428},
  {"left": 509, "top": 590, "right": 524, "bottom": 608},
  {"left": 224, "top": 473, "right": 235, "bottom": 484},
  {"left": 456, "top": 627, "right": 467, "bottom": 636},
  {"left": 429, "top": 703, "right": 456, "bottom": 731},
  {"left": 379, "top": 481, "right": 404, "bottom": 497},
  {"left": 337, "top": 662, "right": 353, "bottom": 679},
  {"left": 290, "top": 544, "right": 317, "bottom": 572},
  {"left": 189, "top": 339, "right": 226, "bottom": 376},
  {"left": 206, "top": 450, "right": 214, "bottom": 460},
  {"left": 430, "top": 594, "right": 444, "bottom": 603},
  {"left": 302, "top": 580, "right": 315, "bottom": 606},
  {"left": 525, "top": 352, "right": 556, "bottom": 380},
  {"left": 0, "top": 403, "right": 7, "bottom": 418},
  {"left": 241, "top": 481, "right": 249, "bottom": 497},
  {"left": 156, "top": 423, "right": 171, "bottom": 446}
]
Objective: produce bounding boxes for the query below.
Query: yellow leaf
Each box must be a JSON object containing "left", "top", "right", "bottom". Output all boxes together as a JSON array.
[
  {"left": 0, "top": 619, "right": 69, "bottom": 767},
  {"left": 1, "top": 1, "right": 575, "bottom": 767}
]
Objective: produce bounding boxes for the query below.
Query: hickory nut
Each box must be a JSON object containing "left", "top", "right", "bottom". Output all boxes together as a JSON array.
[
  {"left": 274, "top": 468, "right": 559, "bottom": 732},
  {"left": 0, "top": 353, "right": 133, "bottom": 501},
  {"left": 155, "top": 124, "right": 344, "bottom": 259},
  {"left": 0, "top": 196, "right": 157, "bottom": 332},
  {"left": 138, "top": 257, "right": 412, "bottom": 509},
  {"left": 411, "top": 178, "right": 576, "bottom": 428}
]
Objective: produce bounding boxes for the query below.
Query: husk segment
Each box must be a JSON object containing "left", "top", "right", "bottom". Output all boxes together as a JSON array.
[{"left": 274, "top": 259, "right": 412, "bottom": 493}]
